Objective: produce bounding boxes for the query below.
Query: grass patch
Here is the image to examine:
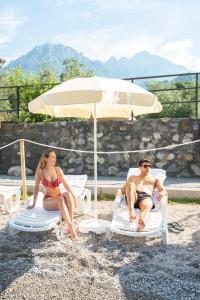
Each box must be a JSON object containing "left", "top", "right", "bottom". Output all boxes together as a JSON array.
[
  {"left": 98, "top": 193, "right": 115, "bottom": 201},
  {"left": 96, "top": 193, "right": 200, "bottom": 205},
  {"left": 168, "top": 198, "right": 200, "bottom": 205},
  {"left": 17, "top": 191, "right": 199, "bottom": 205}
]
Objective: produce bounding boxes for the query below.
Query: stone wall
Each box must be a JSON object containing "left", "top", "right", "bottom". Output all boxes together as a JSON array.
[{"left": 0, "top": 118, "right": 200, "bottom": 177}]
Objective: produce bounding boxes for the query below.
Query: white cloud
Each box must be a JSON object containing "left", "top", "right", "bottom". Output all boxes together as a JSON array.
[
  {"left": 156, "top": 39, "right": 200, "bottom": 71},
  {"left": 53, "top": 28, "right": 200, "bottom": 72},
  {"left": 0, "top": 9, "right": 28, "bottom": 45},
  {"left": 94, "top": 0, "right": 160, "bottom": 12},
  {"left": 0, "top": 36, "right": 11, "bottom": 45},
  {"left": 52, "top": 27, "right": 165, "bottom": 61}
]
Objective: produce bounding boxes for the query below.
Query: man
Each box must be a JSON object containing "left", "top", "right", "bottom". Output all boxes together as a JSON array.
[{"left": 119, "top": 159, "right": 166, "bottom": 231}]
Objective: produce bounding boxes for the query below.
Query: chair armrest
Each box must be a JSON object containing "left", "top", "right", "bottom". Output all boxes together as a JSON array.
[
  {"left": 15, "top": 188, "right": 21, "bottom": 209},
  {"left": 25, "top": 195, "right": 34, "bottom": 208},
  {"left": 113, "top": 193, "right": 125, "bottom": 216},
  {"left": 161, "top": 192, "right": 168, "bottom": 207},
  {"left": 161, "top": 192, "right": 168, "bottom": 230}
]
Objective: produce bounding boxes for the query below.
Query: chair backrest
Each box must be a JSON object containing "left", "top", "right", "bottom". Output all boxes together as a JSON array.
[
  {"left": 64, "top": 174, "right": 87, "bottom": 190},
  {"left": 127, "top": 168, "right": 166, "bottom": 183}
]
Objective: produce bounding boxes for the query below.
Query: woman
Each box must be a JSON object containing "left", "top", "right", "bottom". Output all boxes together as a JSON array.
[{"left": 28, "top": 150, "right": 78, "bottom": 240}]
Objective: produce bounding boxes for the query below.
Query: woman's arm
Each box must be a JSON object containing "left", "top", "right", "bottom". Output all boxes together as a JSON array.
[{"left": 28, "top": 168, "right": 41, "bottom": 209}]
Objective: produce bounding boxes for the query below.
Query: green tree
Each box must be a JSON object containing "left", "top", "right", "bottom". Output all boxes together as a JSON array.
[
  {"left": 0, "top": 58, "right": 95, "bottom": 122},
  {"left": 143, "top": 80, "right": 195, "bottom": 118},
  {"left": 0, "top": 57, "right": 6, "bottom": 84},
  {"left": 0, "top": 57, "right": 5, "bottom": 68},
  {"left": 60, "top": 58, "right": 94, "bottom": 82},
  {"left": 0, "top": 65, "right": 58, "bottom": 122}
]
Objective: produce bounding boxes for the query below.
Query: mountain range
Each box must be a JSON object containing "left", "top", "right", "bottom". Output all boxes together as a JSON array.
[{"left": 5, "top": 43, "right": 190, "bottom": 79}]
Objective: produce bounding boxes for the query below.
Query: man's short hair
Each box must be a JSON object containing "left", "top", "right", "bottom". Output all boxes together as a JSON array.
[{"left": 139, "top": 159, "right": 151, "bottom": 167}]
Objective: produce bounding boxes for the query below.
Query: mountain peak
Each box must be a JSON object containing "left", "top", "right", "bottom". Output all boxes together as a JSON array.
[
  {"left": 133, "top": 50, "right": 151, "bottom": 57},
  {"left": 5, "top": 43, "right": 189, "bottom": 78}
]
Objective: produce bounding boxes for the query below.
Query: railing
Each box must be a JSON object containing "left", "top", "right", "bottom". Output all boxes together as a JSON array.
[
  {"left": 0, "top": 82, "right": 59, "bottom": 119},
  {"left": 0, "top": 72, "right": 199, "bottom": 119},
  {"left": 124, "top": 72, "right": 200, "bottom": 118}
]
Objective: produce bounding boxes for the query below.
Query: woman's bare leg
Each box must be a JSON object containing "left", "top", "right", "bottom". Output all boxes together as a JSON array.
[
  {"left": 62, "top": 192, "right": 74, "bottom": 221},
  {"left": 126, "top": 182, "right": 137, "bottom": 222},
  {"left": 43, "top": 196, "right": 78, "bottom": 240},
  {"left": 137, "top": 198, "right": 153, "bottom": 231}
]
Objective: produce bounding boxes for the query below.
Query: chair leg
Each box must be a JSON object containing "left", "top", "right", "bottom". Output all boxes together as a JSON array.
[
  {"left": 9, "top": 227, "right": 18, "bottom": 236},
  {"left": 162, "top": 230, "right": 168, "bottom": 245},
  {"left": 86, "top": 189, "right": 92, "bottom": 214},
  {"left": 105, "top": 228, "right": 113, "bottom": 241},
  {"left": 55, "top": 224, "right": 63, "bottom": 240}
]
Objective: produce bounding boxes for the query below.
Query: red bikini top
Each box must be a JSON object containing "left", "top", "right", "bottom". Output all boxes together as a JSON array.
[{"left": 41, "top": 168, "right": 62, "bottom": 188}]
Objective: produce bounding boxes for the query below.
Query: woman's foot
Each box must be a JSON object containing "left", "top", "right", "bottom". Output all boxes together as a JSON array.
[
  {"left": 129, "top": 211, "right": 136, "bottom": 223},
  {"left": 69, "top": 226, "right": 79, "bottom": 241},
  {"left": 64, "top": 228, "right": 69, "bottom": 236},
  {"left": 137, "top": 219, "right": 145, "bottom": 231}
]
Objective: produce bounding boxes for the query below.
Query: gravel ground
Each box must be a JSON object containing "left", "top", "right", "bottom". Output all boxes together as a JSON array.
[{"left": 0, "top": 202, "right": 200, "bottom": 300}]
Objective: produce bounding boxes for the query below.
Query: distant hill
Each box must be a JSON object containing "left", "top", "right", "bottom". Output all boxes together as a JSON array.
[
  {"left": 174, "top": 74, "right": 196, "bottom": 82},
  {"left": 5, "top": 43, "right": 190, "bottom": 78}
]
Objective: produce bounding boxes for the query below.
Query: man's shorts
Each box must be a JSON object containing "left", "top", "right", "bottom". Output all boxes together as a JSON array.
[{"left": 125, "top": 190, "right": 155, "bottom": 209}]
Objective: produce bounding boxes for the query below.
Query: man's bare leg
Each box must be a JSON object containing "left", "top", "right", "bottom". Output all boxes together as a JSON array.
[
  {"left": 137, "top": 198, "right": 153, "bottom": 231},
  {"left": 126, "top": 182, "right": 137, "bottom": 223}
]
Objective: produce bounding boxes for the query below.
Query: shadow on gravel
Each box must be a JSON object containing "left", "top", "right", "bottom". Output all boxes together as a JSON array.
[
  {"left": 86, "top": 227, "right": 200, "bottom": 300},
  {"left": 177, "top": 212, "right": 200, "bottom": 223},
  {"left": 0, "top": 224, "right": 58, "bottom": 295}
]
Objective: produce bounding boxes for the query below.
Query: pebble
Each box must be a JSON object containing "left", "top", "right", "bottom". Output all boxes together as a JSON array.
[{"left": 0, "top": 203, "right": 200, "bottom": 300}]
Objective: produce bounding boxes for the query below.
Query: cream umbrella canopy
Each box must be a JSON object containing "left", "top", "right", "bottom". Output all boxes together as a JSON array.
[
  {"left": 29, "top": 76, "right": 161, "bottom": 118},
  {"left": 28, "top": 76, "right": 162, "bottom": 219}
]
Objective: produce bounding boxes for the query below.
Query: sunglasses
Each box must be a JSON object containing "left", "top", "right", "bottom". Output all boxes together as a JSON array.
[{"left": 143, "top": 164, "right": 151, "bottom": 168}]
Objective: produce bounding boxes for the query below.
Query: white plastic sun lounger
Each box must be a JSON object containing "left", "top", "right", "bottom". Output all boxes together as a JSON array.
[
  {"left": 63, "top": 174, "right": 91, "bottom": 215},
  {"left": 106, "top": 168, "right": 168, "bottom": 245},
  {"left": 8, "top": 174, "right": 91, "bottom": 239},
  {"left": 9, "top": 192, "right": 62, "bottom": 238},
  {"left": 0, "top": 185, "right": 21, "bottom": 215}
]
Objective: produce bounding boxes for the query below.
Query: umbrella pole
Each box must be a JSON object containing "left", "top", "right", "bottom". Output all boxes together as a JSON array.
[{"left": 94, "top": 103, "right": 98, "bottom": 218}]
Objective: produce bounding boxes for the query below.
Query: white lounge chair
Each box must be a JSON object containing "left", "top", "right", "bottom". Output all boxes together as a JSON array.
[
  {"left": 63, "top": 174, "right": 91, "bottom": 215},
  {"left": 106, "top": 168, "right": 168, "bottom": 245},
  {"left": 0, "top": 185, "right": 21, "bottom": 215},
  {"left": 9, "top": 192, "right": 62, "bottom": 238},
  {"left": 8, "top": 174, "right": 91, "bottom": 239}
]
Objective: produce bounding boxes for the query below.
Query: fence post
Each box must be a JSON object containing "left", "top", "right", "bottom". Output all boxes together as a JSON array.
[
  {"left": 16, "top": 86, "right": 20, "bottom": 120},
  {"left": 195, "top": 73, "right": 199, "bottom": 118},
  {"left": 20, "top": 139, "right": 27, "bottom": 200}
]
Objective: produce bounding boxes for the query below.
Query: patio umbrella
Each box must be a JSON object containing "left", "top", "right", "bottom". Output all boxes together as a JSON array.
[{"left": 28, "top": 76, "right": 162, "bottom": 221}]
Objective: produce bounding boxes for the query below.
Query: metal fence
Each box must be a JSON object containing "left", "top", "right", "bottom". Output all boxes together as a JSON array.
[
  {"left": 124, "top": 72, "right": 200, "bottom": 118},
  {"left": 0, "top": 72, "right": 199, "bottom": 120},
  {"left": 0, "top": 82, "right": 59, "bottom": 120}
]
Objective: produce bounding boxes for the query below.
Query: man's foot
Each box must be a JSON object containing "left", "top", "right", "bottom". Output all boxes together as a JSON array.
[{"left": 137, "top": 219, "right": 145, "bottom": 231}]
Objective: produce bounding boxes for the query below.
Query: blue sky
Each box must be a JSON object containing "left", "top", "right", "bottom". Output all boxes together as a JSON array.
[{"left": 0, "top": 0, "right": 200, "bottom": 70}]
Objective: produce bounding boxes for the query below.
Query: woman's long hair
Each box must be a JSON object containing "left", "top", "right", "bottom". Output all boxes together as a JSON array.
[{"left": 37, "top": 150, "right": 56, "bottom": 169}]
